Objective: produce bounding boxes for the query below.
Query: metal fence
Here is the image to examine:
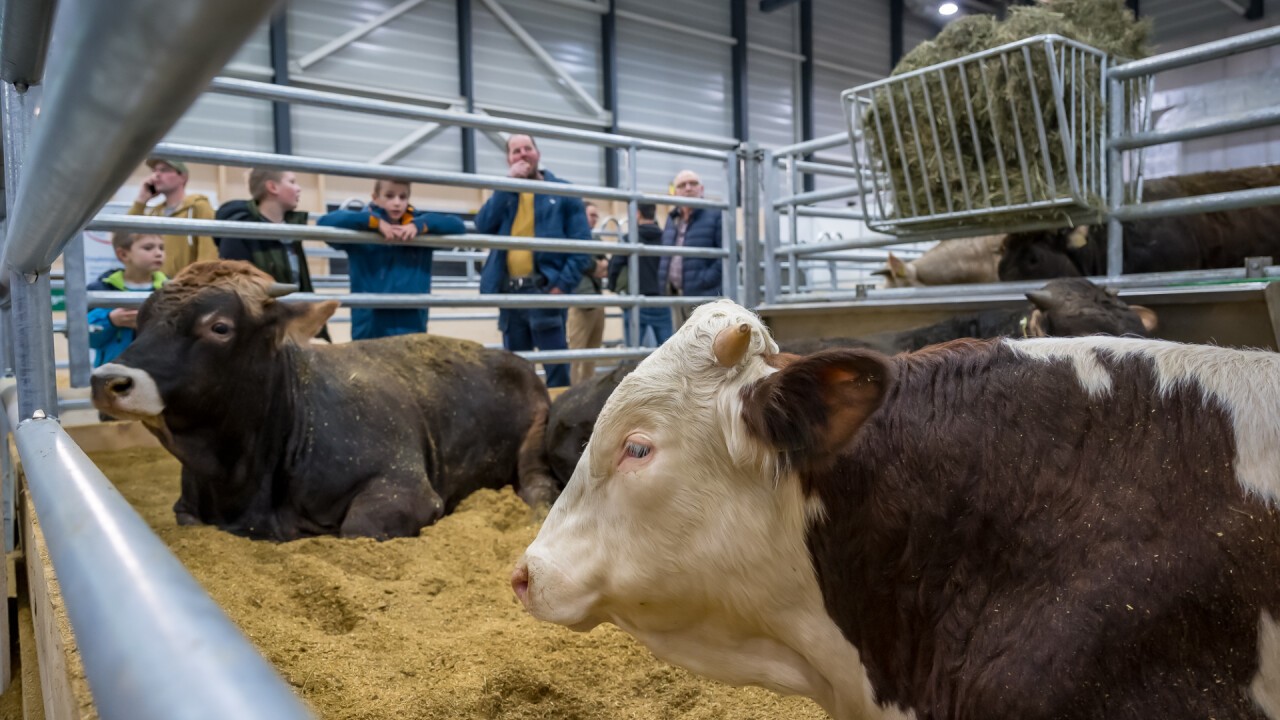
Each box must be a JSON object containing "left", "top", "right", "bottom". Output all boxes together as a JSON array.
[{"left": 758, "top": 23, "right": 1280, "bottom": 308}]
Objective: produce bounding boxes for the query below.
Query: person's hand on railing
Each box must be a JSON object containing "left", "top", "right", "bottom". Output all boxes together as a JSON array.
[{"left": 109, "top": 308, "right": 138, "bottom": 329}]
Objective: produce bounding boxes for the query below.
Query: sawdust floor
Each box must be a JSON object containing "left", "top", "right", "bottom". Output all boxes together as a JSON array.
[{"left": 93, "top": 447, "right": 827, "bottom": 720}]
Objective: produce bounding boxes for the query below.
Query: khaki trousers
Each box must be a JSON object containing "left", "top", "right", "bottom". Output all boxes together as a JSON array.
[{"left": 567, "top": 306, "right": 606, "bottom": 385}]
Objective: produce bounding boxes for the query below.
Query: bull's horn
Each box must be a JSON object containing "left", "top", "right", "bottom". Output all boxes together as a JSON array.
[
  {"left": 1066, "top": 225, "right": 1089, "bottom": 249},
  {"left": 713, "top": 322, "right": 752, "bottom": 368},
  {"left": 265, "top": 282, "right": 299, "bottom": 298},
  {"left": 1025, "top": 289, "right": 1058, "bottom": 311}
]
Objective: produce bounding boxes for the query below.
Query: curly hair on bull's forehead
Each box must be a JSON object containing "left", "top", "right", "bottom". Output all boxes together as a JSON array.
[{"left": 154, "top": 260, "right": 276, "bottom": 317}]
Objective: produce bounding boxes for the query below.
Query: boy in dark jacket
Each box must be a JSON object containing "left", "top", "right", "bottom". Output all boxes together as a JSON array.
[
  {"left": 317, "top": 179, "right": 466, "bottom": 340},
  {"left": 87, "top": 232, "right": 167, "bottom": 368}
]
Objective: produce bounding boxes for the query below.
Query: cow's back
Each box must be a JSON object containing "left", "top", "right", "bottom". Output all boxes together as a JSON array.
[
  {"left": 306, "top": 334, "right": 547, "bottom": 511},
  {"left": 808, "top": 337, "right": 1280, "bottom": 719}
]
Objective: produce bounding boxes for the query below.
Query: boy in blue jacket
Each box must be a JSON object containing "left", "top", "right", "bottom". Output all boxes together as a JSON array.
[
  {"left": 87, "top": 232, "right": 167, "bottom": 368},
  {"left": 317, "top": 180, "right": 466, "bottom": 340}
]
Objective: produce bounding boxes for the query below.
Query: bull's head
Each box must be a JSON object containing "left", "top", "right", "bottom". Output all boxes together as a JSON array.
[
  {"left": 1025, "top": 278, "right": 1158, "bottom": 338},
  {"left": 512, "top": 299, "right": 896, "bottom": 715},
  {"left": 91, "top": 260, "right": 338, "bottom": 425}
]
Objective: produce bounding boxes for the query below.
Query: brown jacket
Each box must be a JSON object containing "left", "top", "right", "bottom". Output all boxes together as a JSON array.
[{"left": 128, "top": 194, "right": 217, "bottom": 278}]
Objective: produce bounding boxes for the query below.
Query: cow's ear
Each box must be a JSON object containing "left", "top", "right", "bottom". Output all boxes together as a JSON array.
[
  {"left": 1130, "top": 305, "right": 1158, "bottom": 333},
  {"left": 741, "top": 349, "right": 892, "bottom": 463},
  {"left": 277, "top": 300, "right": 339, "bottom": 344},
  {"left": 886, "top": 253, "right": 908, "bottom": 278}
]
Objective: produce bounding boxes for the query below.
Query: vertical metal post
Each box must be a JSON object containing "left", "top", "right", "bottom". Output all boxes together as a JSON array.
[
  {"left": 62, "top": 233, "right": 91, "bottom": 388},
  {"left": 602, "top": 1, "right": 619, "bottom": 187},
  {"left": 268, "top": 10, "right": 293, "bottom": 155},
  {"left": 10, "top": 269, "right": 57, "bottom": 419},
  {"left": 0, "top": 82, "right": 30, "bottom": 380},
  {"left": 762, "top": 151, "right": 781, "bottom": 304},
  {"left": 457, "top": 0, "right": 476, "bottom": 173},
  {"left": 723, "top": 150, "right": 740, "bottom": 303},
  {"left": 890, "top": 0, "right": 905, "bottom": 68},
  {"left": 799, "top": 0, "right": 815, "bottom": 193},
  {"left": 625, "top": 144, "right": 640, "bottom": 346},
  {"left": 732, "top": 0, "right": 748, "bottom": 141},
  {"left": 741, "top": 142, "right": 762, "bottom": 308},
  {"left": 1106, "top": 71, "right": 1125, "bottom": 278}
]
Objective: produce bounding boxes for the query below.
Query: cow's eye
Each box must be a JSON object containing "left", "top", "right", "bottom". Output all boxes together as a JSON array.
[
  {"left": 211, "top": 322, "right": 231, "bottom": 335},
  {"left": 624, "top": 441, "right": 651, "bottom": 459}
]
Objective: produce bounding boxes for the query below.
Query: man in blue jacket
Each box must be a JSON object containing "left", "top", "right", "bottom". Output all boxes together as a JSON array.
[
  {"left": 477, "top": 135, "right": 593, "bottom": 388},
  {"left": 657, "top": 170, "right": 724, "bottom": 329}
]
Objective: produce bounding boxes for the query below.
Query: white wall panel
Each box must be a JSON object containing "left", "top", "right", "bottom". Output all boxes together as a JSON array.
[
  {"left": 163, "top": 21, "right": 273, "bottom": 152},
  {"left": 748, "top": 3, "right": 799, "bottom": 149},
  {"left": 287, "top": 0, "right": 458, "bottom": 99},
  {"left": 815, "top": 0, "right": 889, "bottom": 78},
  {"left": 903, "top": 13, "right": 938, "bottom": 56},
  {"left": 1144, "top": 0, "right": 1280, "bottom": 50},
  {"left": 473, "top": 0, "right": 601, "bottom": 117}
]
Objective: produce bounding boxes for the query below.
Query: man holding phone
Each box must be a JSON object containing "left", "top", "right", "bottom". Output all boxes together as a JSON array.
[{"left": 128, "top": 157, "right": 217, "bottom": 277}]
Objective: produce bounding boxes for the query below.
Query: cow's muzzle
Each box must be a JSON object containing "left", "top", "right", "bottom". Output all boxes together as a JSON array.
[{"left": 91, "top": 364, "right": 165, "bottom": 419}]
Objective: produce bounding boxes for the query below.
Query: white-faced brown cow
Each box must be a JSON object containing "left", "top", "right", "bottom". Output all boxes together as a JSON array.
[{"left": 513, "top": 298, "right": 1280, "bottom": 720}]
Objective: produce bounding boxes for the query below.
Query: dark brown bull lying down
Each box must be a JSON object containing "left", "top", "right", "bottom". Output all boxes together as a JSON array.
[
  {"left": 91, "top": 261, "right": 556, "bottom": 541},
  {"left": 1000, "top": 165, "right": 1280, "bottom": 280}
]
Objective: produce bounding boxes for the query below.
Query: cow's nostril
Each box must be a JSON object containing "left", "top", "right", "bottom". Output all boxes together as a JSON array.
[
  {"left": 511, "top": 564, "right": 530, "bottom": 604},
  {"left": 107, "top": 377, "right": 134, "bottom": 395}
]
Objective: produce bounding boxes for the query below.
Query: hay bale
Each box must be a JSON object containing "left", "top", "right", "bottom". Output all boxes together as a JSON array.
[{"left": 862, "top": 0, "right": 1151, "bottom": 232}]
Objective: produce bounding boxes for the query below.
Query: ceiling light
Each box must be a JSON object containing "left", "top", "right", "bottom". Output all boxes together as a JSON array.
[{"left": 939, "top": 2, "right": 959, "bottom": 15}]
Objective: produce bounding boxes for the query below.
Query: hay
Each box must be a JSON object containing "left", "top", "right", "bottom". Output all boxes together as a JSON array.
[
  {"left": 95, "top": 448, "right": 827, "bottom": 720},
  {"left": 863, "top": 0, "right": 1151, "bottom": 232}
]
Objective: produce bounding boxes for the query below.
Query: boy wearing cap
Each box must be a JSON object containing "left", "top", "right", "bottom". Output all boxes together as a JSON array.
[{"left": 128, "top": 158, "right": 217, "bottom": 277}]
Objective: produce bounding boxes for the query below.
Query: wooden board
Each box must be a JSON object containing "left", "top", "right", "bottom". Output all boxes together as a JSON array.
[{"left": 19, "top": 488, "right": 93, "bottom": 720}]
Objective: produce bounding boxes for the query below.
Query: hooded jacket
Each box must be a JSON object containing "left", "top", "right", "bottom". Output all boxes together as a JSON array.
[
  {"left": 86, "top": 268, "right": 166, "bottom": 368},
  {"left": 128, "top": 194, "right": 217, "bottom": 277}
]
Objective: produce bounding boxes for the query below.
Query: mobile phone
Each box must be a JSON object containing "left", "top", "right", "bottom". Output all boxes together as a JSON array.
[{"left": 145, "top": 181, "right": 157, "bottom": 194}]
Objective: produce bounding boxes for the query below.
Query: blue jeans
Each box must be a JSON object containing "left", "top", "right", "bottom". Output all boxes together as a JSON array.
[
  {"left": 502, "top": 301, "right": 570, "bottom": 388},
  {"left": 622, "top": 306, "right": 675, "bottom": 348}
]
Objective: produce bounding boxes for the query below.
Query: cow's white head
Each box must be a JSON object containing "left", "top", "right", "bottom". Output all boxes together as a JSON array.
[{"left": 512, "top": 299, "right": 900, "bottom": 719}]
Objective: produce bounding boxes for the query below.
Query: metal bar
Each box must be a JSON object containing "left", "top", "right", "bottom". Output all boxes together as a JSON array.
[
  {"left": 370, "top": 122, "right": 448, "bottom": 165},
  {"left": 10, "top": 271, "right": 57, "bottom": 419},
  {"left": 864, "top": 94, "right": 894, "bottom": 221},
  {"left": 61, "top": 234, "right": 91, "bottom": 389},
  {"left": 145, "top": 143, "right": 730, "bottom": 208},
  {"left": 732, "top": 0, "right": 748, "bottom": 141},
  {"left": 792, "top": 160, "right": 871, "bottom": 179},
  {"left": 0, "top": 0, "right": 58, "bottom": 86},
  {"left": 885, "top": 87, "right": 921, "bottom": 217},
  {"left": 812, "top": 58, "right": 883, "bottom": 82},
  {"left": 772, "top": 132, "right": 848, "bottom": 157},
  {"left": 918, "top": 74, "right": 954, "bottom": 212},
  {"left": 724, "top": 147, "right": 741, "bottom": 303},
  {"left": 763, "top": 151, "right": 781, "bottom": 304},
  {"left": 457, "top": 0, "right": 476, "bottom": 173},
  {"left": 1111, "top": 24, "right": 1280, "bottom": 80},
  {"left": 208, "top": 78, "right": 730, "bottom": 159},
  {"left": 296, "top": 0, "right": 427, "bottom": 71},
  {"left": 614, "top": 9, "right": 737, "bottom": 45},
  {"left": 602, "top": 0, "right": 618, "bottom": 187},
  {"left": 1112, "top": 105, "right": 1280, "bottom": 150},
  {"left": 541, "top": 0, "right": 609, "bottom": 13},
  {"left": 16, "top": 419, "right": 316, "bottom": 720},
  {"left": 904, "top": 85, "right": 937, "bottom": 215},
  {"left": 268, "top": 9, "right": 293, "bottom": 155},
  {"left": 1107, "top": 71, "right": 1125, "bottom": 277},
  {"left": 890, "top": 0, "right": 904, "bottom": 67},
  {"left": 742, "top": 144, "right": 762, "bottom": 307},
  {"left": 1023, "top": 45, "right": 1058, "bottom": 198},
  {"left": 519, "top": 347, "right": 653, "bottom": 363},
  {"left": 89, "top": 291, "right": 722, "bottom": 311},
  {"left": 769, "top": 267, "right": 1280, "bottom": 305},
  {"left": 1113, "top": 185, "right": 1280, "bottom": 221},
  {"left": 799, "top": 0, "right": 814, "bottom": 193},
  {"left": 0, "top": 0, "right": 283, "bottom": 276},
  {"left": 773, "top": 183, "right": 861, "bottom": 208},
  {"left": 1002, "top": 52, "right": 1036, "bottom": 205},
  {"left": 86, "top": 216, "right": 729, "bottom": 258},
  {"left": 746, "top": 43, "right": 805, "bottom": 62},
  {"left": 477, "top": 0, "right": 606, "bottom": 117},
  {"left": 978, "top": 58, "right": 1013, "bottom": 204},
  {"left": 792, "top": 206, "right": 867, "bottom": 220},
  {"left": 938, "top": 67, "right": 973, "bottom": 211},
  {"left": 625, "top": 144, "right": 640, "bottom": 346}
]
